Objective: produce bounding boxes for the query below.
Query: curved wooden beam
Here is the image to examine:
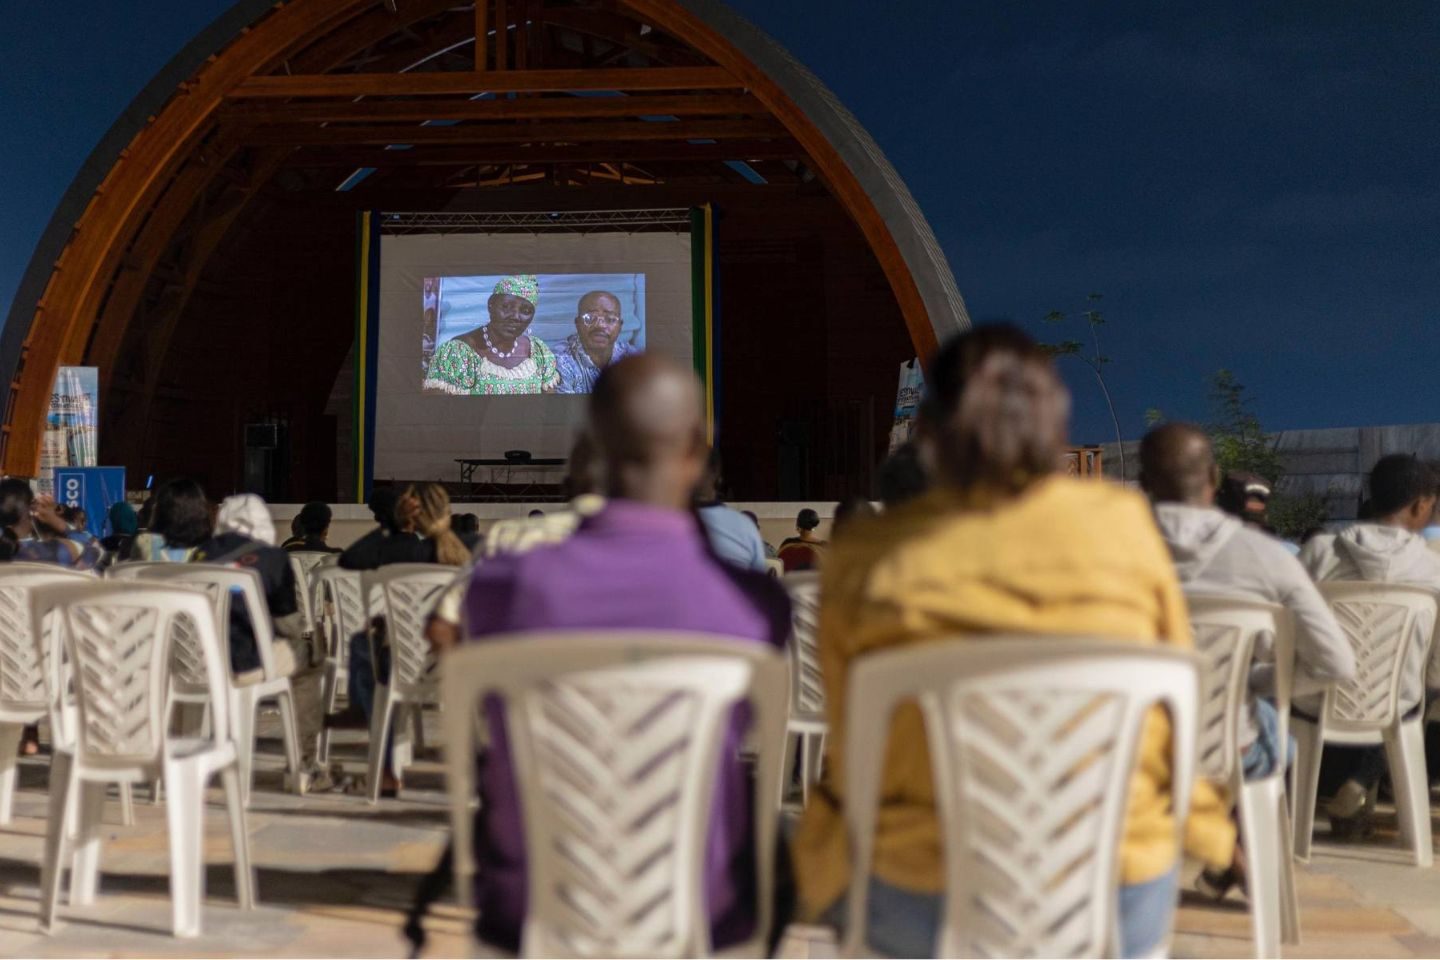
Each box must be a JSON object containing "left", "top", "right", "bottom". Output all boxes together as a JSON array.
[{"left": 620, "top": 0, "right": 967, "bottom": 359}]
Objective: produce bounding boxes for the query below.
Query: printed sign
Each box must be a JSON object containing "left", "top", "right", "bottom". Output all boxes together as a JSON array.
[{"left": 53, "top": 466, "right": 126, "bottom": 539}]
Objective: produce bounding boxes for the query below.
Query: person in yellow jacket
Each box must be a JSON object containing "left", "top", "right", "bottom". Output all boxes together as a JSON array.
[{"left": 790, "top": 325, "right": 1235, "bottom": 958}]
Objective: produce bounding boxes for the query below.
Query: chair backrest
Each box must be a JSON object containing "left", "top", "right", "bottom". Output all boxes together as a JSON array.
[
  {"left": 33, "top": 582, "right": 230, "bottom": 772},
  {"left": 1318, "top": 581, "right": 1439, "bottom": 731},
  {"left": 782, "top": 572, "right": 824, "bottom": 718},
  {"left": 843, "top": 638, "right": 1199, "bottom": 959},
  {"left": 1184, "top": 594, "right": 1294, "bottom": 785},
  {"left": 311, "top": 564, "right": 365, "bottom": 657},
  {"left": 362, "top": 564, "right": 456, "bottom": 692},
  {"left": 122, "top": 563, "right": 276, "bottom": 682},
  {"left": 288, "top": 551, "right": 332, "bottom": 637},
  {"left": 442, "top": 632, "right": 788, "bottom": 959},
  {"left": 0, "top": 566, "right": 94, "bottom": 715}
]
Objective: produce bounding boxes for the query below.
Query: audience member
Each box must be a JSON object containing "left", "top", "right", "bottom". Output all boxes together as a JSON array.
[
  {"left": 284, "top": 501, "right": 340, "bottom": 554},
  {"left": 790, "top": 325, "right": 1234, "bottom": 958},
  {"left": 0, "top": 478, "right": 101, "bottom": 569},
  {"left": 695, "top": 448, "right": 768, "bottom": 571},
  {"left": 1139, "top": 422, "right": 1355, "bottom": 896},
  {"left": 1299, "top": 454, "right": 1440, "bottom": 835},
  {"left": 61, "top": 506, "right": 96, "bottom": 546},
  {"left": 131, "top": 477, "right": 207, "bottom": 562},
  {"left": 455, "top": 353, "right": 791, "bottom": 952},
  {"left": 193, "top": 493, "right": 330, "bottom": 791},
  {"left": 875, "top": 441, "right": 929, "bottom": 509},
  {"left": 449, "top": 512, "right": 481, "bottom": 550},
  {"left": 777, "top": 508, "right": 827, "bottom": 572},
  {"left": 101, "top": 500, "right": 139, "bottom": 561}
]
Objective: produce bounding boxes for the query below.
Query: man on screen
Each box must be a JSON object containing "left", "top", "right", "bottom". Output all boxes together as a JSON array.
[
  {"left": 423, "top": 274, "right": 561, "bottom": 395},
  {"left": 553, "top": 290, "right": 642, "bottom": 394}
]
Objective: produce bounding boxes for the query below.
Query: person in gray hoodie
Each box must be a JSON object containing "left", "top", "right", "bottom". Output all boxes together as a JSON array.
[
  {"left": 1141, "top": 423, "right": 1356, "bottom": 895},
  {"left": 1298, "top": 453, "right": 1440, "bottom": 833},
  {"left": 1143, "top": 424, "right": 1355, "bottom": 763}
]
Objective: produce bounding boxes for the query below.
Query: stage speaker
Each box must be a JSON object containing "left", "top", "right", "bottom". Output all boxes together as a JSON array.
[{"left": 243, "top": 420, "right": 289, "bottom": 501}]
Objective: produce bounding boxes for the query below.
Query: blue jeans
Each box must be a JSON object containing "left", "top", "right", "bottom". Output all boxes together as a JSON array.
[
  {"left": 823, "top": 870, "right": 1179, "bottom": 958},
  {"left": 1242, "top": 698, "right": 1296, "bottom": 781},
  {"left": 347, "top": 631, "right": 394, "bottom": 772}
]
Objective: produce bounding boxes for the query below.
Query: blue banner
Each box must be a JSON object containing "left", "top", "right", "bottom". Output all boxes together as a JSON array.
[{"left": 53, "top": 467, "right": 126, "bottom": 539}]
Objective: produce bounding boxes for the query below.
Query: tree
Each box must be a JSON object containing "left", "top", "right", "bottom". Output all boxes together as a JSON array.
[
  {"left": 1206, "top": 368, "right": 1328, "bottom": 538},
  {"left": 1041, "top": 293, "right": 1127, "bottom": 479},
  {"left": 1207, "top": 369, "right": 1283, "bottom": 482}
]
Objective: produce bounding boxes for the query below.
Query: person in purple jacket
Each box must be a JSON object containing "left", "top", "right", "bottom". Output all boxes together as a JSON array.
[{"left": 460, "top": 353, "right": 792, "bottom": 952}]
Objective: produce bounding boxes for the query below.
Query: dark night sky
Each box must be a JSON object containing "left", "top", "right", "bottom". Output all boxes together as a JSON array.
[{"left": 1, "top": 2, "right": 1436, "bottom": 444}]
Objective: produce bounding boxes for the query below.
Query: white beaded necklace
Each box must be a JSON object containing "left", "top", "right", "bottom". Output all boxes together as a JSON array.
[{"left": 483, "top": 325, "right": 519, "bottom": 359}]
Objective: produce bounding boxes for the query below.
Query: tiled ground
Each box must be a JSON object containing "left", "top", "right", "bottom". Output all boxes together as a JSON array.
[{"left": 4, "top": 714, "right": 1440, "bottom": 958}]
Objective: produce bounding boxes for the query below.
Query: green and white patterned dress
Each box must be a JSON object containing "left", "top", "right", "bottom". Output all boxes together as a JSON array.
[{"left": 423, "top": 335, "right": 560, "bottom": 395}]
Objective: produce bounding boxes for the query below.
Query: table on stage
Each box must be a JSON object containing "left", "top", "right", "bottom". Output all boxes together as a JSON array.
[{"left": 455, "top": 458, "right": 567, "bottom": 500}]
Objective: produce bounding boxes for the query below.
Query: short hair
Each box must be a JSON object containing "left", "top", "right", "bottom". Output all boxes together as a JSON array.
[
  {"left": 919, "top": 325, "right": 1070, "bottom": 494},
  {"left": 152, "top": 477, "right": 212, "bottom": 548},
  {"left": 796, "top": 508, "right": 820, "bottom": 531},
  {"left": 1138, "top": 423, "right": 1216, "bottom": 504},
  {"left": 0, "top": 477, "right": 34, "bottom": 530},
  {"left": 297, "top": 501, "right": 332, "bottom": 537},
  {"left": 368, "top": 486, "right": 400, "bottom": 531},
  {"left": 1369, "top": 454, "right": 1435, "bottom": 517},
  {"left": 450, "top": 512, "right": 480, "bottom": 535}
]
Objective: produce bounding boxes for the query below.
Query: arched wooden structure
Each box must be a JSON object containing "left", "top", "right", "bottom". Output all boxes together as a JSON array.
[{"left": 2, "top": 0, "right": 969, "bottom": 495}]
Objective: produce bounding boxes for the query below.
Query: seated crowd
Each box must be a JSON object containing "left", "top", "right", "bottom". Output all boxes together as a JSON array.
[{"left": 4, "top": 323, "right": 1440, "bottom": 957}]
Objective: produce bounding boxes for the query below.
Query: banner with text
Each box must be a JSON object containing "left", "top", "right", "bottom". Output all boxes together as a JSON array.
[
  {"left": 889, "top": 358, "right": 925, "bottom": 451},
  {"left": 53, "top": 466, "right": 126, "bottom": 539},
  {"left": 40, "top": 366, "right": 99, "bottom": 496}
]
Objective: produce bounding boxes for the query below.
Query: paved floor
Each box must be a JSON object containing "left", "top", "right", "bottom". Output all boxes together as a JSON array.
[{"left": 5, "top": 716, "right": 1440, "bottom": 958}]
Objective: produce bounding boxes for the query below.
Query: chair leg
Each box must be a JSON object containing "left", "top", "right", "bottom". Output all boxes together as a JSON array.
[
  {"left": 367, "top": 685, "right": 395, "bottom": 804},
  {"left": 231, "top": 688, "right": 258, "bottom": 808},
  {"left": 318, "top": 660, "right": 340, "bottom": 764},
  {"left": 799, "top": 732, "right": 816, "bottom": 807},
  {"left": 39, "top": 755, "right": 75, "bottom": 932},
  {"left": 1279, "top": 793, "right": 1302, "bottom": 945},
  {"left": 0, "top": 721, "right": 21, "bottom": 824},
  {"left": 220, "top": 766, "right": 255, "bottom": 910},
  {"left": 69, "top": 781, "right": 108, "bottom": 907},
  {"left": 115, "top": 783, "right": 135, "bottom": 827},
  {"left": 1290, "top": 718, "right": 1323, "bottom": 863},
  {"left": 275, "top": 687, "right": 303, "bottom": 793},
  {"left": 1384, "top": 720, "right": 1433, "bottom": 868},
  {"left": 1238, "top": 776, "right": 1283, "bottom": 959},
  {"left": 163, "top": 760, "right": 207, "bottom": 938},
  {"left": 392, "top": 701, "right": 415, "bottom": 779},
  {"left": 781, "top": 730, "right": 800, "bottom": 807}
]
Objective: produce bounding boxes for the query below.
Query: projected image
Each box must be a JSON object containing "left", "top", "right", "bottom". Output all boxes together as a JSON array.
[{"left": 421, "top": 273, "right": 646, "bottom": 396}]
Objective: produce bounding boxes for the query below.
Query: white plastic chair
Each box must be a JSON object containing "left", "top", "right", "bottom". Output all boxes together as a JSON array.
[
  {"left": 362, "top": 564, "right": 454, "bottom": 802},
  {"left": 0, "top": 566, "right": 98, "bottom": 824},
  {"left": 842, "top": 638, "right": 1199, "bottom": 959},
  {"left": 31, "top": 581, "right": 254, "bottom": 938},
  {"left": 441, "top": 632, "right": 788, "bottom": 958},
  {"left": 110, "top": 563, "right": 304, "bottom": 806},
  {"left": 288, "top": 551, "right": 332, "bottom": 641},
  {"left": 1186, "top": 594, "right": 1301, "bottom": 957},
  {"left": 781, "top": 572, "right": 825, "bottom": 806},
  {"left": 1291, "top": 581, "right": 1439, "bottom": 867},
  {"left": 312, "top": 563, "right": 364, "bottom": 763}
]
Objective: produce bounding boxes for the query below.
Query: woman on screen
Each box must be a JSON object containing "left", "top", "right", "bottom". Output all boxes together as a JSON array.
[{"left": 423, "top": 274, "right": 561, "bottom": 395}]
